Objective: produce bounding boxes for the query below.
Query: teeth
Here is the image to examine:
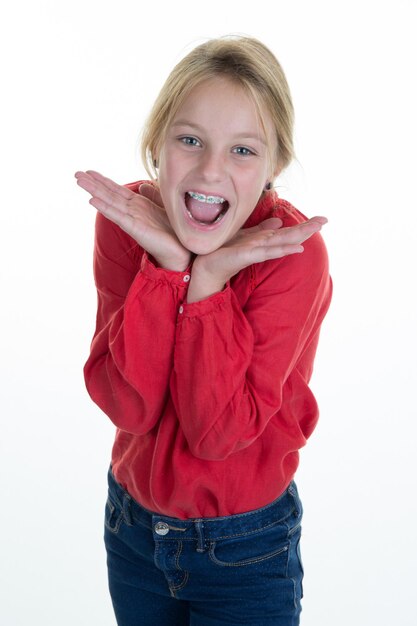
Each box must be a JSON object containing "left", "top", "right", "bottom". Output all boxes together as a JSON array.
[{"left": 187, "top": 191, "right": 225, "bottom": 204}]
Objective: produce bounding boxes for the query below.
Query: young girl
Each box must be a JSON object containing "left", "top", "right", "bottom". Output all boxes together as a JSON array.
[{"left": 76, "top": 36, "right": 332, "bottom": 626}]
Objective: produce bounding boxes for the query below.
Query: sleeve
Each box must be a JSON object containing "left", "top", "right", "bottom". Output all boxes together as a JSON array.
[
  {"left": 170, "top": 231, "right": 332, "bottom": 460},
  {"left": 83, "top": 211, "right": 189, "bottom": 434}
]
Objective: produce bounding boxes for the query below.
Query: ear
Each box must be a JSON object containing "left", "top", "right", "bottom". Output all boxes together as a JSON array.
[
  {"left": 264, "top": 166, "right": 281, "bottom": 191},
  {"left": 272, "top": 164, "right": 282, "bottom": 179},
  {"left": 152, "top": 144, "right": 160, "bottom": 170}
]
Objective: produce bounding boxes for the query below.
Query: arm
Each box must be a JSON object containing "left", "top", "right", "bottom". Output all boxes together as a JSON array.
[
  {"left": 84, "top": 210, "right": 190, "bottom": 434},
  {"left": 170, "top": 230, "right": 332, "bottom": 460}
]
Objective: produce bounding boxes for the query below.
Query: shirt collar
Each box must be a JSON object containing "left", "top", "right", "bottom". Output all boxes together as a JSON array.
[{"left": 243, "top": 190, "right": 280, "bottom": 229}]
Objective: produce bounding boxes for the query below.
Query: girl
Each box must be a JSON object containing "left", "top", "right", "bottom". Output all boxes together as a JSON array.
[{"left": 76, "top": 36, "right": 332, "bottom": 626}]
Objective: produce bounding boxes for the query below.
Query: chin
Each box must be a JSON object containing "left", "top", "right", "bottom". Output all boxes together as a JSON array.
[{"left": 182, "top": 237, "right": 224, "bottom": 256}]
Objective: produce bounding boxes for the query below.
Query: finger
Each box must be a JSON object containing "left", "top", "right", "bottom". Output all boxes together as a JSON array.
[
  {"left": 139, "top": 183, "right": 164, "bottom": 208},
  {"left": 260, "top": 244, "right": 305, "bottom": 260},
  {"left": 84, "top": 170, "right": 134, "bottom": 200},
  {"left": 229, "top": 241, "right": 304, "bottom": 272},
  {"left": 88, "top": 196, "right": 137, "bottom": 234},
  {"left": 76, "top": 171, "right": 141, "bottom": 215},
  {"left": 75, "top": 170, "right": 133, "bottom": 203},
  {"left": 266, "top": 217, "right": 327, "bottom": 246},
  {"left": 75, "top": 172, "right": 102, "bottom": 196},
  {"left": 244, "top": 217, "right": 283, "bottom": 234},
  {"left": 258, "top": 217, "right": 284, "bottom": 230}
]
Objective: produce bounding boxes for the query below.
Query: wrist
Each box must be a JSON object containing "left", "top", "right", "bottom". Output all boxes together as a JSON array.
[
  {"left": 158, "top": 260, "right": 190, "bottom": 272},
  {"left": 151, "top": 253, "right": 190, "bottom": 273},
  {"left": 142, "top": 253, "right": 192, "bottom": 284},
  {"left": 187, "top": 259, "right": 226, "bottom": 303}
]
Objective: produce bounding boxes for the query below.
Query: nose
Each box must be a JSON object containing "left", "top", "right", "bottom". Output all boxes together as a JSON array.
[{"left": 198, "top": 148, "right": 226, "bottom": 183}]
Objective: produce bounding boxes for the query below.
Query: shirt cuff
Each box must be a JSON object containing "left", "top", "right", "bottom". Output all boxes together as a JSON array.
[
  {"left": 178, "top": 284, "right": 231, "bottom": 319},
  {"left": 140, "top": 252, "right": 192, "bottom": 288}
]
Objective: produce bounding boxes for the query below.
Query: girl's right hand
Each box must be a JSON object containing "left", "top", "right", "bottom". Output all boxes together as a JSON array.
[{"left": 75, "top": 170, "right": 192, "bottom": 272}]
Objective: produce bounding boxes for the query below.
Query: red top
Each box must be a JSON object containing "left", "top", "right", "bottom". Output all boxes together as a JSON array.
[{"left": 84, "top": 182, "right": 332, "bottom": 519}]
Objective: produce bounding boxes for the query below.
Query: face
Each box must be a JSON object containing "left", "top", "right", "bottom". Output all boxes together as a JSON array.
[{"left": 156, "top": 77, "right": 278, "bottom": 255}]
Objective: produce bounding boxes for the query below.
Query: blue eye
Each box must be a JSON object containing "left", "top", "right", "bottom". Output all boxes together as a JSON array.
[
  {"left": 233, "top": 146, "right": 254, "bottom": 156},
  {"left": 180, "top": 136, "right": 201, "bottom": 147}
]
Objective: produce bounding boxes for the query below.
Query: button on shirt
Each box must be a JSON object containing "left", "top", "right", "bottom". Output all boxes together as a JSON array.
[{"left": 84, "top": 181, "right": 332, "bottom": 519}]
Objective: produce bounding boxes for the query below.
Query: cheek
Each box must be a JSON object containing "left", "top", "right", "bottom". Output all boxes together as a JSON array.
[
  {"left": 158, "top": 172, "right": 185, "bottom": 216},
  {"left": 158, "top": 145, "right": 186, "bottom": 181},
  {"left": 237, "top": 166, "right": 267, "bottom": 196},
  {"left": 158, "top": 182, "right": 186, "bottom": 232},
  {"left": 239, "top": 185, "right": 264, "bottom": 214}
]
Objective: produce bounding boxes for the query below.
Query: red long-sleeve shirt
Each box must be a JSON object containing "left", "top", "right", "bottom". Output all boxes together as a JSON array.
[{"left": 84, "top": 182, "right": 332, "bottom": 519}]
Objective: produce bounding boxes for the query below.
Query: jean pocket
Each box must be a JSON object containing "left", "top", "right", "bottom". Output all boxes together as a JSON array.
[
  {"left": 104, "top": 493, "right": 125, "bottom": 534},
  {"left": 209, "top": 523, "right": 290, "bottom": 568}
]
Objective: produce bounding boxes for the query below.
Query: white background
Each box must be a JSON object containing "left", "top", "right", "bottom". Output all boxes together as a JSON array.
[{"left": 1, "top": 1, "right": 416, "bottom": 624}]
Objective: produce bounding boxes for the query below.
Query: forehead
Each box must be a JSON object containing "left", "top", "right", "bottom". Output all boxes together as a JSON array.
[{"left": 171, "top": 76, "right": 274, "bottom": 140}]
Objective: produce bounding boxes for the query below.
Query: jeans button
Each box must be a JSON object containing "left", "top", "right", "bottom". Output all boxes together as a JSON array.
[{"left": 154, "top": 522, "right": 169, "bottom": 536}]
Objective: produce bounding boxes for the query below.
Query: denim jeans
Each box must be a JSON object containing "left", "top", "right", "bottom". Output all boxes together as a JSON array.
[{"left": 104, "top": 467, "right": 304, "bottom": 625}]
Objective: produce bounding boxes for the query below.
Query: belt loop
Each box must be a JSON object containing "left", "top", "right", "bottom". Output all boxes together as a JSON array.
[
  {"left": 194, "top": 520, "right": 205, "bottom": 552},
  {"left": 122, "top": 494, "right": 133, "bottom": 526}
]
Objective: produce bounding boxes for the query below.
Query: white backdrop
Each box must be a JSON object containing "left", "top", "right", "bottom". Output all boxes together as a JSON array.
[{"left": 1, "top": 1, "right": 416, "bottom": 625}]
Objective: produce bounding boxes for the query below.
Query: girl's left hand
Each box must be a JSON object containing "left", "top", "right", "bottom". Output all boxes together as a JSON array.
[{"left": 187, "top": 216, "right": 328, "bottom": 303}]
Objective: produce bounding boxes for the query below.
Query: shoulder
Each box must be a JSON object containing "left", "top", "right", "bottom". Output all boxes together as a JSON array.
[
  {"left": 245, "top": 191, "right": 318, "bottom": 231},
  {"left": 252, "top": 193, "right": 330, "bottom": 269},
  {"left": 251, "top": 195, "right": 331, "bottom": 297},
  {"left": 276, "top": 198, "right": 330, "bottom": 272}
]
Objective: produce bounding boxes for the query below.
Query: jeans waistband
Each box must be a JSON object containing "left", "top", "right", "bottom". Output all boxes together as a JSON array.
[{"left": 107, "top": 466, "right": 302, "bottom": 546}]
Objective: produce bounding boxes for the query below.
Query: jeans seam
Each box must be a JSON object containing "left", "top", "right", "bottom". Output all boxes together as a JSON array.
[
  {"left": 105, "top": 498, "right": 124, "bottom": 534},
  {"left": 201, "top": 511, "right": 295, "bottom": 542},
  {"left": 287, "top": 520, "right": 302, "bottom": 536},
  {"left": 289, "top": 576, "right": 298, "bottom": 610},
  {"left": 208, "top": 541, "right": 289, "bottom": 567},
  {"left": 108, "top": 490, "right": 124, "bottom": 512},
  {"left": 169, "top": 541, "right": 189, "bottom": 594}
]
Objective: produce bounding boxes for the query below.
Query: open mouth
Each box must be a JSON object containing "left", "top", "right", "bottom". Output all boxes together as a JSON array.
[{"left": 185, "top": 191, "right": 230, "bottom": 226}]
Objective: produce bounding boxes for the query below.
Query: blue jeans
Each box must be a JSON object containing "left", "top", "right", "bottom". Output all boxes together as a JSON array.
[{"left": 104, "top": 467, "right": 304, "bottom": 625}]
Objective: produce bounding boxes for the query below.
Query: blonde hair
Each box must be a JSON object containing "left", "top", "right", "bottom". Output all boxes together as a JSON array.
[{"left": 141, "top": 36, "right": 294, "bottom": 180}]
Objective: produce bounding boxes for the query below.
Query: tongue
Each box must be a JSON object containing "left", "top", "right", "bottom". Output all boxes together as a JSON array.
[{"left": 185, "top": 196, "right": 223, "bottom": 223}]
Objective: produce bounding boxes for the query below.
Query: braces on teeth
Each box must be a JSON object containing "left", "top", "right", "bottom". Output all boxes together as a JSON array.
[{"left": 187, "top": 191, "right": 225, "bottom": 204}]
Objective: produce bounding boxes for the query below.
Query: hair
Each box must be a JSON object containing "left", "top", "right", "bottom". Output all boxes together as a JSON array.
[{"left": 141, "top": 36, "right": 295, "bottom": 181}]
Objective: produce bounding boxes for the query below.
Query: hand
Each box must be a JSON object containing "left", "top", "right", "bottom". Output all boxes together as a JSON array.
[
  {"left": 75, "top": 170, "right": 191, "bottom": 271},
  {"left": 187, "top": 216, "right": 328, "bottom": 303}
]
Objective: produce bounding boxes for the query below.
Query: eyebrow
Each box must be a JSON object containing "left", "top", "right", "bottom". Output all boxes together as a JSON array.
[{"left": 171, "top": 120, "right": 267, "bottom": 145}]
